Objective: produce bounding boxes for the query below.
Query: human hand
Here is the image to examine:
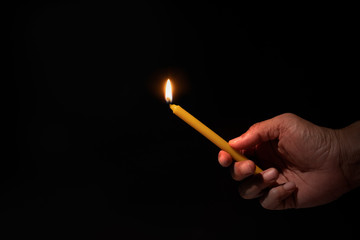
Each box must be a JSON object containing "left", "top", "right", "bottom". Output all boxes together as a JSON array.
[{"left": 218, "top": 113, "right": 360, "bottom": 210}]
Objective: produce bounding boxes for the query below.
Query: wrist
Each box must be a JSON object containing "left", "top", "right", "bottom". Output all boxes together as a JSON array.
[{"left": 338, "top": 121, "right": 360, "bottom": 189}]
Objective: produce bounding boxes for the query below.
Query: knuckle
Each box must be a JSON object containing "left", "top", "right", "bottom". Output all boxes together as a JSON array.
[
  {"left": 280, "top": 113, "right": 298, "bottom": 121},
  {"left": 249, "top": 122, "right": 261, "bottom": 131}
]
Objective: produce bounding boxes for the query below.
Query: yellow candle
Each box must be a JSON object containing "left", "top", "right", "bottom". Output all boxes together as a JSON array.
[{"left": 165, "top": 79, "right": 262, "bottom": 174}]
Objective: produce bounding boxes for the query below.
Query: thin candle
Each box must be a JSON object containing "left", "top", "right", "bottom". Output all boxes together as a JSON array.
[{"left": 165, "top": 79, "right": 262, "bottom": 174}]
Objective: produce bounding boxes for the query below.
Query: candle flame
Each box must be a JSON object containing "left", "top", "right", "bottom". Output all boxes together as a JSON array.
[{"left": 165, "top": 79, "right": 172, "bottom": 103}]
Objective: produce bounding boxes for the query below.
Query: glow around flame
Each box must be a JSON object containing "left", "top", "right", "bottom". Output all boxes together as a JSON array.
[{"left": 165, "top": 79, "right": 172, "bottom": 103}]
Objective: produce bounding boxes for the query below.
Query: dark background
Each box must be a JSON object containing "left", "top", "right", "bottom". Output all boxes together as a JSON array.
[{"left": 9, "top": 1, "right": 359, "bottom": 239}]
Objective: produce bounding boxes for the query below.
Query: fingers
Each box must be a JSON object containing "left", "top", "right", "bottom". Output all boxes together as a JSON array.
[
  {"left": 260, "top": 182, "right": 297, "bottom": 210},
  {"left": 238, "top": 169, "right": 297, "bottom": 210},
  {"left": 218, "top": 150, "right": 232, "bottom": 167},
  {"left": 218, "top": 149, "right": 297, "bottom": 210},
  {"left": 237, "top": 168, "right": 279, "bottom": 199}
]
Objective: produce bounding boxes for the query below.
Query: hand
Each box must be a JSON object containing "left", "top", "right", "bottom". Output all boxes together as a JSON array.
[{"left": 218, "top": 113, "right": 360, "bottom": 210}]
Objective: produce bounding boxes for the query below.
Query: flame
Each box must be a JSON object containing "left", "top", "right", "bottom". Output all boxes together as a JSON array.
[{"left": 165, "top": 79, "right": 172, "bottom": 103}]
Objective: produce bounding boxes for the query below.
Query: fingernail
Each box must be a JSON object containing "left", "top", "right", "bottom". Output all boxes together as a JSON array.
[
  {"left": 262, "top": 168, "right": 277, "bottom": 181},
  {"left": 283, "top": 182, "right": 296, "bottom": 191}
]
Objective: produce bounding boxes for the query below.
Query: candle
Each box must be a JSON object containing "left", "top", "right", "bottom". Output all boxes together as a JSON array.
[{"left": 165, "top": 79, "right": 262, "bottom": 174}]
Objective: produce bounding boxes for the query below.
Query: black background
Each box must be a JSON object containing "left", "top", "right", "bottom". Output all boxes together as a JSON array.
[{"left": 9, "top": 1, "right": 360, "bottom": 239}]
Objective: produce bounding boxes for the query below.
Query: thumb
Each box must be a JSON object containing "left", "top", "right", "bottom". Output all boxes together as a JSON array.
[{"left": 229, "top": 114, "right": 290, "bottom": 150}]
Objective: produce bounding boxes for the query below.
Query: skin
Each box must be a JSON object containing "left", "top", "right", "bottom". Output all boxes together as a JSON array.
[{"left": 218, "top": 113, "right": 360, "bottom": 210}]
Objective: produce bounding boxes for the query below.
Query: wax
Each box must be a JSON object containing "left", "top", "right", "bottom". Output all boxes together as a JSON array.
[{"left": 170, "top": 104, "right": 262, "bottom": 174}]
